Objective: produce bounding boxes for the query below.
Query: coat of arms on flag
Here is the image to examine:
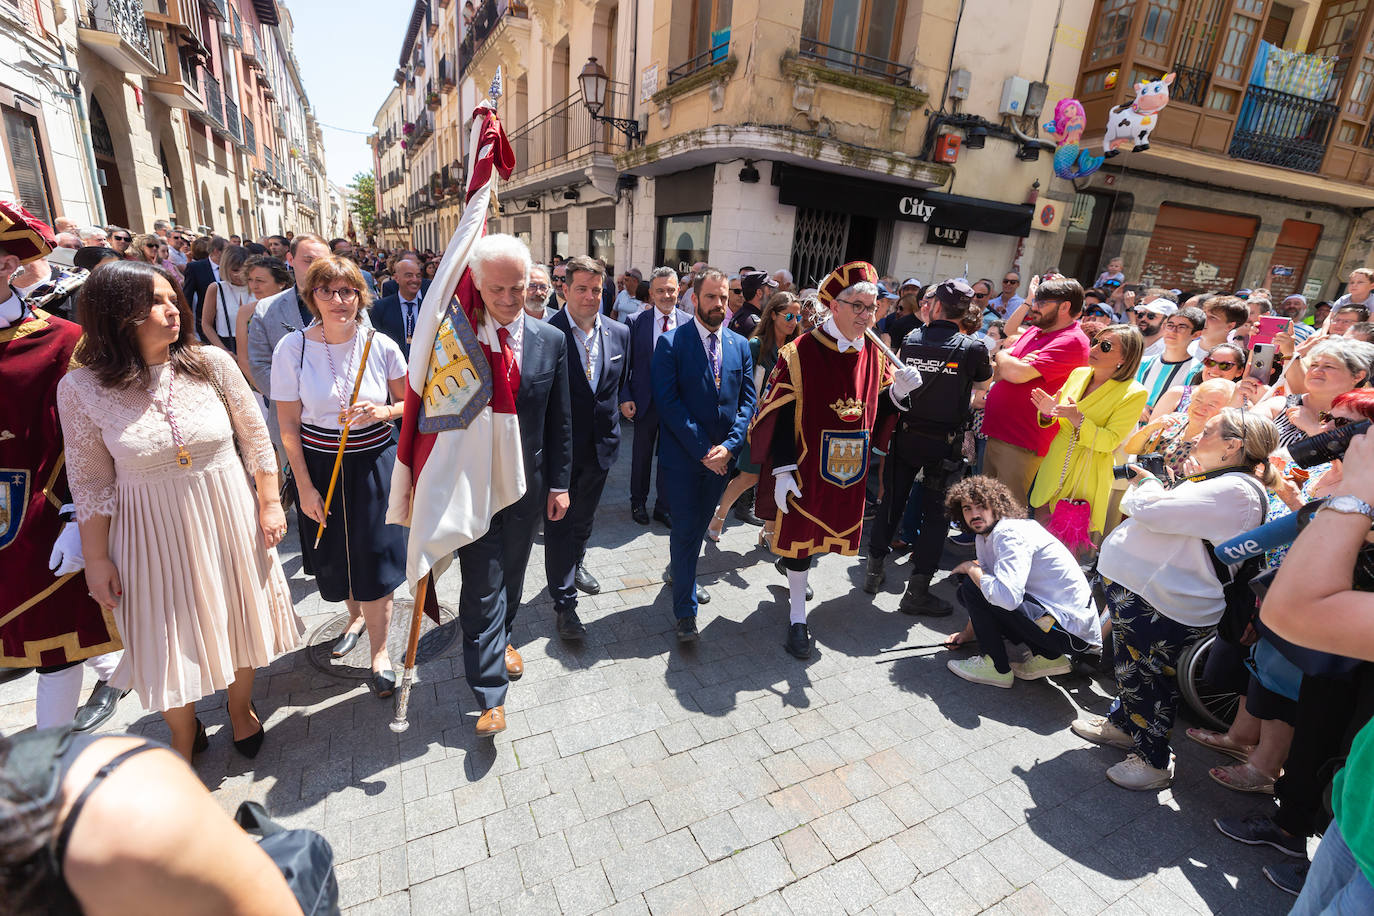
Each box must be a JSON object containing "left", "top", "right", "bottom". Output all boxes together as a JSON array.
[{"left": 419, "top": 299, "right": 491, "bottom": 432}]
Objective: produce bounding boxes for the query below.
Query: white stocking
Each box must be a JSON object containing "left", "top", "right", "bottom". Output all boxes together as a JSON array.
[
  {"left": 787, "top": 569, "right": 809, "bottom": 624},
  {"left": 84, "top": 651, "right": 122, "bottom": 682},
  {"left": 36, "top": 666, "right": 84, "bottom": 728}
]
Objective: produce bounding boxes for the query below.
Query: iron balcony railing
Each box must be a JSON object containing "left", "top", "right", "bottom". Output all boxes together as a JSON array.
[
  {"left": 242, "top": 114, "right": 256, "bottom": 153},
  {"left": 508, "top": 83, "right": 630, "bottom": 176},
  {"left": 1169, "top": 62, "right": 1211, "bottom": 108},
  {"left": 202, "top": 0, "right": 227, "bottom": 21},
  {"left": 460, "top": 0, "right": 527, "bottom": 75},
  {"left": 797, "top": 36, "right": 912, "bottom": 85},
  {"left": 667, "top": 40, "right": 729, "bottom": 85},
  {"left": 224, "top": 96, "right": 241, "bottom": 142},
  {"left": 203, "top": 72, "right": 224, "bottom": 126},
  {"left": 85, "top": 0, "right": 156, "bottom": 65},
  {"left": 1228, "top": 84, "right": 1339, "bottom": 174}
]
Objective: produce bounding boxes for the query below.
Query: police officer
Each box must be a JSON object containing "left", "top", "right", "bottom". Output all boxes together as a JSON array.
[{"left": 863, "top": 278, "right": 991, "bottom": 614}]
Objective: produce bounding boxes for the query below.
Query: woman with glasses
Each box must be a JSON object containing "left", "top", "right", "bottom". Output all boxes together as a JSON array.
[
  {"left": 199, "top": 246, "right": 252, "bottom": 356},
  {"left": 707, "top": 291, "right": 801, "bottom": 544},
  {"left": 271, "top": 255, "right": 409, "bottom": 697},
  {"left": 1027, "top": 325, "right": 1147, "bottom": 553},
  {"left": 127, "top": 233, "right": 161, "bottom": 265},
  {"left": 1148, "top": 342, "right": 1247, "bottom": 421},
  {"left": 1253, "top": 338, "right": 1374, "bottom": 446}
]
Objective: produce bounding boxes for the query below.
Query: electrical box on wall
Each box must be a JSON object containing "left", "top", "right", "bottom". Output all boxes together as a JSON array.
[
  {"left": 999, "top": 76, "right": 1030, "bottom": 116},
  {"left": 935, "top": 133, "right": 962, "bottom": 163},
  {"left": 948, "top": 68, "right": 971, "bottom": 101},
  {"left": 1024, "top": 81, "right": 1049, "bottom": 118}
]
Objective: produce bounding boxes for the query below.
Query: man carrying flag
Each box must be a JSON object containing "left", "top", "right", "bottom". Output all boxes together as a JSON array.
[{"left": 388, "top": 95, "right": 572, "bottom": 737}]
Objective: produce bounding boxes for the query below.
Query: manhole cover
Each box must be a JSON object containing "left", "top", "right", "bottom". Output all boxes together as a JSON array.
[{"left": 305, "top": 600, "right": 459, "bottom": 680}]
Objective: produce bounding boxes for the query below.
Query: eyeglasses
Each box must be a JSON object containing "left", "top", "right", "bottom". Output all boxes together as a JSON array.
[
  {"left": 834, "top": 297, "right": 879, "bottom": 316},
  {"left": 1003, "top": 279, "right": 1018, "bottom": 285},
  {"left": 1203, "top": 357, "right": 1239, "bottom": 371},
  {"left": 553, "top": 276, "right": 566, "bottom": 284},
  {"left": 314, "top": 287, "right": 361, "bottom": 303},
  {"left": 780, "top": 312, "right": 799, "bottom": 321},
  {"left": 528, "top": 282, "right": 549, "bottom": 293},
  {"left": 974, "top": 293, "right": 989, "bottom": 299},
  {"left": 1318, "top": 411, "right": 1357, "bottom": 427},
  {"left": 729, "top": 288, "right": 743, "bottom": 295},
  {"left": 1092, "top": 339, "right": 1114, "bottom": 353},
  {"left": 1163, "top": 321, "right": 1195, "bottom": 332},
  {"left": 113, "top": 234, "right": 131, "bottom": 242}
]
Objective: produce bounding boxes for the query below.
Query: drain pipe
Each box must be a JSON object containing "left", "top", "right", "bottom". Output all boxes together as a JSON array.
[{"left": 57, "top": 45, "right": 107, "bottom": 226}]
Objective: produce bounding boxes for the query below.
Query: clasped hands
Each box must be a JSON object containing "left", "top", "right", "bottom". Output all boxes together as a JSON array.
[
  {"left": 701, "top": 444, "right": 731, "bottom": 475},
  {"left": 1030, "top": 387, "right": 1083, "bottom": 427}
]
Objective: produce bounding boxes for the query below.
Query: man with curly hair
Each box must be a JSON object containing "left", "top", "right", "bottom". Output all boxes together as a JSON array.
[{"left": 942, "top": 476, "right": 1099, "bottom": 687}]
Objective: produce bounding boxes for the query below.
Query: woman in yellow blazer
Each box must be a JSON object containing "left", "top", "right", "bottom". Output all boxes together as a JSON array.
[{"left": 1028, "top": 324, "right": 1149, "bottom": 545}]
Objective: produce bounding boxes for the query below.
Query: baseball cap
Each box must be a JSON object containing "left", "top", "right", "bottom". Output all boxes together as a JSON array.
[
  {"left": 1084, "top": 302, "right": 1114, "bottom": 318},
  {"left": 1235, "top": 289, "right": 1253, "bottom": 299},
  {"left": 876, "top": 283, "right": 899, "bottom": 300},
  {"left": 934, "top": 278, "right": 975, "bottom": 308},
  {"left": 1135, "top": 298, "right": 1178, "bottom": 317},
  {"left": 900, "top": 277, "right": 922, "bottom": 290},
  {"left": 739, "top": 269, "right": 778, "bottom": 301}
]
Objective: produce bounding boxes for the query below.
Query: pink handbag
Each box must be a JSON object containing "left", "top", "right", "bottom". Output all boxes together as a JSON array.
[{"left": 1045, "top": 428, "right": 1095, "bottom": 554}]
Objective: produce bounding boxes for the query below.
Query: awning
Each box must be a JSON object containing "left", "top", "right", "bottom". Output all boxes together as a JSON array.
[{"left": 773, "top": 164, "right": 1033, "bottom": 237}]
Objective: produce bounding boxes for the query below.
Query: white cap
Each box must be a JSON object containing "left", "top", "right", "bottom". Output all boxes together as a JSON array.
[{"left": 1135, "top": 298, "right": 1178, "bottom": 317}]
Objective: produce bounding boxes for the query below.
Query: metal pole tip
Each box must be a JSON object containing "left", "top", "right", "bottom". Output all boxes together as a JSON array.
[{"left": 389, "top": 719, "right": 410, "bottom": 733}]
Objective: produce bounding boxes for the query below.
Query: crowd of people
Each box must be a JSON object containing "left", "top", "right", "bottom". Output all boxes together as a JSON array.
[{"left": 5, "top": 195, "right": 1374, "bottom": 911}]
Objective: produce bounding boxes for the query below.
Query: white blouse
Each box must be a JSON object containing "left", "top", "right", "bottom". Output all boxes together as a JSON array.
[{"left": 269, "top": 329, "right": 407, "bottom": 429}]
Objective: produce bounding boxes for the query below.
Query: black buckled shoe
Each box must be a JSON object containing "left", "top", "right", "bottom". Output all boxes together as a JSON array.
[
  {"left": 72, "top": 681, "right": 130, "bottom": 733},
  {"left": 574, "top": 564, "right": 601, "bottom": 595},
  {"left": 557, "top": 608, "right": 587, "bottom": 641},
  {"left": 785, "top": 623, "right": 812, "bottom": 659},
  {"left": 632, "top": 505, "right": 650, "bottom": 525}
]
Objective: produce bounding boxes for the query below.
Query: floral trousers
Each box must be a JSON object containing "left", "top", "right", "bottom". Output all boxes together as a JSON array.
[{"left": 1104, "top": 583, "right": 1211, "bottom": 770}]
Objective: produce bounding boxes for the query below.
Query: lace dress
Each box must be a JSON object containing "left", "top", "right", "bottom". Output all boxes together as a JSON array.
[{"left": 56, "top": 346, "right": 302, "bottom": 712}]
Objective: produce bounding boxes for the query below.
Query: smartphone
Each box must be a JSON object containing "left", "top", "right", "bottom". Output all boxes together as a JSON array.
[
  {"left": 1251, "top": 315, "right": 1292, "bottom": 347},
  {"left": 1248, "top": 342, "right": 1276, "bottom": 383},
  {"left": 1271, "top": 266, "right": 1295, "bottom": 278}
]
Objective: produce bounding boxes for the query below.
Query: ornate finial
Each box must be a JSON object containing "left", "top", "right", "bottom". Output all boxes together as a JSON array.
[{"left": 489, "top": 67, "right": 503, "bottom": 105}]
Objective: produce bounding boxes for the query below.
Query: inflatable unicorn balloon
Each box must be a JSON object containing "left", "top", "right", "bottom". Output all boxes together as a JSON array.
[
  {"left": 1044, "top": 98, "right": 1104, "bottom": 180},
  {"left": 1103, "top": 72, "right": 1174, "bottom": 157}
]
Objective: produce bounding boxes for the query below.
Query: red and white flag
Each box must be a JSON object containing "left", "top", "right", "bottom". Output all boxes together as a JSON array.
[{"left": 387, "top": 101, "right": 521, "bottom": 587}]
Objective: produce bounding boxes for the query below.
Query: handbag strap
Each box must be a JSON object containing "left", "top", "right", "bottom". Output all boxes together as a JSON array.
[{"left": 53, "top": 744, "right": 162, "bottom": 874}]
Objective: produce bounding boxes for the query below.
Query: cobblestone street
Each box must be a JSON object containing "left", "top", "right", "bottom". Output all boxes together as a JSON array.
[{"left": 1, "top": 454, "right": 1295, "bottom": 915}]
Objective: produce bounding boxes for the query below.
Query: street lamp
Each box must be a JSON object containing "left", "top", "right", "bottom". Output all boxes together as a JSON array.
[{"left": 578, "top": 57, "right": 642, "bottom": 146}]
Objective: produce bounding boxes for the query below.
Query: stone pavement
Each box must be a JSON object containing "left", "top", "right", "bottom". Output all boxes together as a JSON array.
[{"left": 0, "top": 451, "right": 1297, "bottom": 915}]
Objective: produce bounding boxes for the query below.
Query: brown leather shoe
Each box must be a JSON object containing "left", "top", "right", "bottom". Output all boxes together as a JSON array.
[
  {"left": 475, "top": 706, "right": 506, "bottom": 736},
  {"left": 504, "top": 644, "right": 524, "bottom": 679}
]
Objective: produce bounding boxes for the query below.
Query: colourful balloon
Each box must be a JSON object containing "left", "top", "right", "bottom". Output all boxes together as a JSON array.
[
  {"left": 1044, "top": 98, "right": 1104, "bottom": 180},
  {"left": 1103, "top": 72, "right": 1174, "bottom": 158}
]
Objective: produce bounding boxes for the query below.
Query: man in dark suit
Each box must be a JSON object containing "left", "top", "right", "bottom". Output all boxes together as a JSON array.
[
  {"left": 544, "top": 256, "right": 630, "bottom": 640},
  {"left": 653, "top": 266, "right": 755, "bottom": 642},
  {"left": 370, "top": 257, "right": 425, "bottom": 357},
  {"left": 181, "top": 234, "right": 226, "bottom": 339},
  {"left": 625, "top": 267, "right": 689, "bottom": 527},
  {"left": 456, "top": 236, "right": 572, "bottom": 736},
  {"left": 545, "top": 262, "right": 568, "bottom": 314}
]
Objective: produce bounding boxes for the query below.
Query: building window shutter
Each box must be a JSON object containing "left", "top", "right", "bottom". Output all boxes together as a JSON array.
[{"left": 3, "top": 108, "right": 55, "bottom": 226}]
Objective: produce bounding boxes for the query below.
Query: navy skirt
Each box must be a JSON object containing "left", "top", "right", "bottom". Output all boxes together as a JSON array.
[{"left": 296, "top": 422, "right": 407, "bottom": 603}]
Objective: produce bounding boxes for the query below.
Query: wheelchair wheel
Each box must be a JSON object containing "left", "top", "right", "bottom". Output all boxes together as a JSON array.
[{"left": 1176, "top": 632, "right": 1241, "bottom": 731}]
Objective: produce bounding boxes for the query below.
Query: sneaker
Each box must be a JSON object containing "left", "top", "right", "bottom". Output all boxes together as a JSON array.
[
  {"left": 1106, "top": 753, "right": 1174, "bottom": 791},
  {"left": 1263, "top": 860, "right": 1309, "bottom": 897},
  {"left": 1071, "top": 715, "right": 1135, "bottom": 750},
  {"left": 946, "top": 655, "right": 1014, "bottom": 688},
  {"left": 1214, "top": 814, "right": 1307, "bottom": 857},
  {"left": 1010, "top": 654, "right": 1073, "bottom": 680},
  {"left": 949, "top": 529, "right": 976, "bottom": 547}
]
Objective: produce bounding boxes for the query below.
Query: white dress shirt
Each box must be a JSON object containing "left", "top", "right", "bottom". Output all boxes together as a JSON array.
[
  {"left": 0, "top": 290, "right": 24, "bottom": 328},
  {"left": 822, "top": 316, "right": 863, "bottom": 352},
  {"left": 975, "top": 519, "right": 1098, "bottom": 647},
  {"left": 210, "top": 260, "right": 221, "bottom": 282},
  {"left": 399, "top": 294, "right": 421, "bottom": 342},
  {"left": 478, "top": 312, "right": 525, "bottom": 369},
  {"left": 569, "top": 314, "right": 603, "bottom": 388},
  {"left": 651, "top": 307, "right": 683, "bottom": 350}
]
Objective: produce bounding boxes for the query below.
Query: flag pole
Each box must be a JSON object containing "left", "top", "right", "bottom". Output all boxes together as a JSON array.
[
  {"left": 315, "top": 329, "right": 377, "bottom": 549},
  {"left": 390, "top": 570, "right": 432, "bottom": 733}
]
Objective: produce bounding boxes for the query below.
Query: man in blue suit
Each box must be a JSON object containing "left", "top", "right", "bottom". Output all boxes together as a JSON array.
[
  {"left": 370, "top": 257, "right": 424, "bottom": 357},
  {"left": 181, "top": 234, "right": 226, "bottom": 339},
  {"left": 653, "top": 266, "right": 756, "bottom": 642},
  {"left": 625, "top": 267, "right": 690, "bottom": 527},
  {"left": 544, "top": 256, "right": 630, "bottom": 640}
]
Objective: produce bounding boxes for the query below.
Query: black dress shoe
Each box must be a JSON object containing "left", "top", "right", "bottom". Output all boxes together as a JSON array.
[
  {"left": 370, "top": 669, "right": 397, "bottom": 698},
  {"left": 785, "top": 623, "right": 812, "bottom": 659},
  {"left": 676, "top": 617, "right": 699, "bottom": 643},
  {"left": 192, "top": 717, "right": 209, "bottom": 755},
  {"left": 232, "top": 702, "right": 265, "bottom": 759},
  {"left": 73, "top": 681, "right": 130, "bottom": 733},
  {"left": 574, "top": 564, "right": 601, "bottom": 595},
  {"left": 653, "top": 507, "right": 672, "bottom": 529},
  {"left": 557, "top": 608, "right": 587, "bottom": 640},
  {"left": 331, "top": 629, "right": 361, "bottom": 659},
  {"left": 734, "top": 504, "right": 764, "bottom": 526},
  {"left": 632, "top": 505, "right": 651, "bottom": 525}
]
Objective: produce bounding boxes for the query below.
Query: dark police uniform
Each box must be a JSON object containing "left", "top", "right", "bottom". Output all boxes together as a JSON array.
[{"left": 866, "top": 288, "right": 990, "bottom": 609}]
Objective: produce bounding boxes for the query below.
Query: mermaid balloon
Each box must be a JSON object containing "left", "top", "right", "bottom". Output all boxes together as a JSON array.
[{"left": 1044, "top": 98, "right": 1105, "bottom": 180}]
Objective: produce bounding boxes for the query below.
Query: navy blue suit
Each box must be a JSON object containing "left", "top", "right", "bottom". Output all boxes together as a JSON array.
[
  {"left": 652, "top": 320, "right": 755, "bottom": 619},
  {"left": 370, "top": 292, "right": 424, "bottom": 358},
  {"left": 626, "top": 306, "right": 692, "bottom": 514},
  {"left": 544, "top": 311, "right": 630, "bottom": 613}
]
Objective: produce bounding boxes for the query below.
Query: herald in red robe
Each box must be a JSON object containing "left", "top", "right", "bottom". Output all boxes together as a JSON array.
[
  {"left": 749, "top": 329, "right": 891, "bottom": 559},
  {"left": 0, "top": 310, "right": 121, "bottom": 667}
]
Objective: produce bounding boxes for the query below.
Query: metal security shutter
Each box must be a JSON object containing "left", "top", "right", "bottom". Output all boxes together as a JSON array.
[
  {"left": 1142, "top": 204, "right": 1258, "bottom": 293},
  {"left": 3, "top": 108, "right": 54, "bottom": 226},
  {"left": 1266, "top": 220, "right": 1323, "bottom": 299},
  {"left": 792, "top": 207, "right": 849, "bottom": 289}
]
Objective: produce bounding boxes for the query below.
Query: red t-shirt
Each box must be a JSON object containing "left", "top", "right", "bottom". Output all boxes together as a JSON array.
[{"left": 982, "top": 322, "right": 1091, "bottom": 456}]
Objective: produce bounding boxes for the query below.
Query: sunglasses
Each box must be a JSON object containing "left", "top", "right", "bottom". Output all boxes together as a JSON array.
[
  {"left": 780, "top": 311, "right": 799, "bottom": 321},
  {"left": 553, "top": 276, "right": 566, "bottom": 283},
  {"left": 1203, "top": 357, "right": 1239, "bottom": 371},
  {"left": 1003, "top": 279, "right": 1018, "bottom": 284},
  {"left": 113, "top": 234, "right": 131, "bottom": 241},
  {"left": 730, "top": 288, "right": 742, "bottom": 294},
  {"left": 1092, "top": 339, "right": 1114, "bottom": 353},
  {"left": 1318, "top": 411, "right": 1356, "bottom": 427},
  {"left": 974, "top": 293, "right": 989, "bottom": 299}
]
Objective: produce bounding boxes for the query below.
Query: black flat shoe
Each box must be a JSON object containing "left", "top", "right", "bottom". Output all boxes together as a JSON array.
[
  {"left": 232, "top": 702, "right": 265, "bottom": 759},
  {"left": 331, "top": 629, "right": 361, "bottom": 658},
  {"left": 574, "top": 564, "right": 601, "bottom": 595},
  {"left": 785, "top": 622, "right": 813, "bottom": 659},
  {"left": 653, "top": 508, "right": 672, "bottom": 529},
  {"left": 676, "top": 617, "right": 699, "bottom": 643},
  {"left": 73, "top": 681, "right": 130, "bottom": 732},
  {"left": 370, "top": 669, "right": 397, "bottom": 698},
  {"left": 557, "top": 608, "right": 587, "bottom": 641},
  {"left": 192, "top": 717, "right": 209, "bottom": 755},
  {"left": 632, "top": 505, "right": 651, "bottom": 525}
]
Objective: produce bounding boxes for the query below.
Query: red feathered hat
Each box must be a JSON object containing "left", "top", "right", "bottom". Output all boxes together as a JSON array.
[{"left": 0, "top": 201, "right": 55, "bottom": 264}]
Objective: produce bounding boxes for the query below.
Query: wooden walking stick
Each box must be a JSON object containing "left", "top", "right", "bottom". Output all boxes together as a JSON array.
[
  {"left": 390, "top": 570, "right": 434, "bottom": 733},
  {"left": 314, "top": 329, "right": 377, "bottom": 549}
]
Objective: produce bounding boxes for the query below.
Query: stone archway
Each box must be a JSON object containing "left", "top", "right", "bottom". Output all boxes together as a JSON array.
[
  {"left": 159, "top": 142, "right": 183, "bottom": 226},
  {"left": 223, "top": 188, "right": 235, "bottom": 236},
  {"left": 199, "top": 181, "right": 213, "bottom": 232},
  {"left": 88, "top": 96, "right": 129, "bottom": 228}
]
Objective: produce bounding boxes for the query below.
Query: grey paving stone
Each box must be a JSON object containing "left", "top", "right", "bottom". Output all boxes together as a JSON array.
[
  {"left": 780, "top": 871, "right": 847, "bottom": 916},
  {"left": 690, "top": 855, "right": 754, "bottom": 915},
  {"left": 463, "top": 848, "right": 524, "bottom": 905},
  {"left": 690, "top": 809, "right": 747, "bottom": 861},
  {"left": 611, "top": 800, "right": 667, "bottom": 848},
  {"left": 404, "top": 793, "right": 458, "bottom": 841},
  {"left": 566, "top": 814, "right": 622, "bottom": 867},
  {"left": 553, "top": 863, "right": 616, "bottom": 916},
  {"left": 818, "top": 856, "right": 886, "bottom": 914},
  {"left": 515, "top": 830, "right": 577, "bottom": 886},
  {"left": 778, "top": 825, "right": 835, "bottom": 879},
  {"left": 644, "top": 874, "right": 707, "bottom": 916},
  {"left": 810, "top": 808, "right": 871, "bottom": 860},
  {"left": 910, "top": 867, "right": 982, "bottom": 916},
  {"left": 857, "top": 837, "right": 920, "bottom": 895},
  {"left": 735, "top": 891, "right": 793, "bottom": 916},
  {"left": 335, "top": 854, "right": 381, "bottom": 909},
  {"left": 734, "top": 839, "right": 796, "bottom": 898},
  {"left": 846, "top": 796, "right": 904, "bottom": 844},
  {"left": 482, "top": 802, "right": 538, "bottom": 856}
]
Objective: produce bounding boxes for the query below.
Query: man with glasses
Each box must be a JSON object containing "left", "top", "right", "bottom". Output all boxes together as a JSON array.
[
  {"left": 107, "top": 229, "right": 131, "bottom": 256},
  {"left": 981, "top": 276, "right": 1091, "bottom": 500},
  {"left": 523, "top": 264, "right": 554, "bottom": 320},
  {"left": 1136, "top": 306, "right": 1203, "bottom": 407},
  {"left": 546, "top": 264, "right": 568, "bottom": 314},
  {"left": 626, "top": 267, "right": 689, "bottom": 528},
  {"left": 727, "top": 275, "right": 744, "bottom": 317},
  {"left": 751, "top": 261, "right": 921, "bottom": 658},
  {"left": 986, "top": 272, "right": 1025, "bottom": 321}
]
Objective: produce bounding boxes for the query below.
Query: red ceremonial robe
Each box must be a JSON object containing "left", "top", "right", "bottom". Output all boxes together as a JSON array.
[
  {"left": 749, "top": 328, "right": 891, "bottom": 559},
  {"left": 0, "top": 310, "right": 121, "bottom": 667}
]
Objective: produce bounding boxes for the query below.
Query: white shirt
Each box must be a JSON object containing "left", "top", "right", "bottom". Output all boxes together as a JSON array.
[
  {"left": 398, "top": 293, "right": 422, "bottom": 340},
  {"left": 975, "top": 519, "right": 1099, "bottom": 647},
  {"left": 569, "top": 314, "right": 603, "bottom": 388},
  {"left": 210, "top": 260, "right": 221, "bottom": 282},
  {"left": 478, "top": 313, "right": 525, "bottom": 369},
  {"left": 1098, "top": 472, "right": 1268, "bottom": 627},
  {"left": 1142, "top": 336, "right": 1166, "bottom": 360},
  {"left": 269, "top": 329, "right": 408, "bottom": 428},
  {"left": 822, "top": 316, "right": 863, "bottom": 353},
  {"left": 651, "top": 306, "right": 683, "bottom": 350},
  {"left": 0, "top": 291, "right": 23, "bottom": 328},
  {"left": 168, "top": 247, "right": 188, "bottom": 267},
  {"left": 613, "top": 289, "right": 643, "bottom": 323}
]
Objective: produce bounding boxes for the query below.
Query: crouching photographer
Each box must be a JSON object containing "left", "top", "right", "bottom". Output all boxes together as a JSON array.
[
  {"left": 1073, "top": 408, "right": 1277, "bottom": 791},
  {"left": 1261, "top": 427, "right": 1374, "bottom": 912}
]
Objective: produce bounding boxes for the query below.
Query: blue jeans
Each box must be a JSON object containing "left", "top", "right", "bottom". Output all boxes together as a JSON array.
[{"left": 1292, "top": 820, "right": 1374, "bottom": 915}]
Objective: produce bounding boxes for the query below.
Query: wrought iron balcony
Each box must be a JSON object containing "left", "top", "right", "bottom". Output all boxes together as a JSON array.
[
  {"left": 242, "top": 114, "right": 256, "bottom": 153},
  {"left": 508, "top": 83, "right": 631, "bottom": 178},
  {"left": 667, "top": 40, "right": 730, "bottom": 85},
  {"left": 224, "top": 96, "right": 242, "bottom": 142},
  {"left": 80, "top": 0, "right": 159, "bottom": 76},
  {"left": 1228, "top": 85, "right": 1339, "bottom": 174},
  {"left": 203, "top": 72, "right": 224, "bottom": 127},
  {"left": 797, "top": 36, "right": 911, "bottom": 86},
  {"left": 460, "top": 0, "right": 527, "bottom": 76},
  {"left": 201, "top": 0, "right": 227, "bottom": 21}
]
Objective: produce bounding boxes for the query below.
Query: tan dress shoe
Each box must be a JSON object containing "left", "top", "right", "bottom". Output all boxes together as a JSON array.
[
  {"left": 505, "top": 644, "right": 524, "bottom": 679},
  {"left": 476, "top": 706, "right": 506, "bottom": 736}
]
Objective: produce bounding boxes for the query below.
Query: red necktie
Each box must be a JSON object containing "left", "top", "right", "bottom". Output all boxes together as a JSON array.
[
  {"left": 497, "top": 326, "right": 521, "bottom": 393},
  {"left": 662, "top": 314, "right": 669, "bottom": 333}
]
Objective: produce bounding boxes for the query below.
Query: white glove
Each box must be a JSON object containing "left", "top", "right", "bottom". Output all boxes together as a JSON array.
[
  {"left": 774, "top": 470, "right": 803, "bottom": 515},
  {"left": 890, "top": 365, "right": 923, "bottom": 400},
  {"left": 49, "top": 519, "right": 85, "bottom": 577}
]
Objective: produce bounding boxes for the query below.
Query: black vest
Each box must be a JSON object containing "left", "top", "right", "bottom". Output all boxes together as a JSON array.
[{"left": 893, "top": 320, "right": 989, "bottom": 455}]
